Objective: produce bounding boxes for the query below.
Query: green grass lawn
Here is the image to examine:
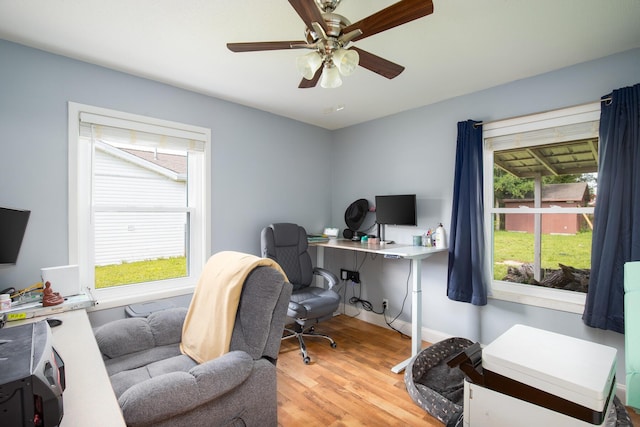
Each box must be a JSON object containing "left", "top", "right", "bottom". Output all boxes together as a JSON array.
[
  {"left": 493, "top": 230, "right": 592, "bottom": 279},
  {"left": 95, "top": 256, "right": 187, "bottom": 288},
  {"left": 96, "top": 233, "right": 591, "bottom": 289}
]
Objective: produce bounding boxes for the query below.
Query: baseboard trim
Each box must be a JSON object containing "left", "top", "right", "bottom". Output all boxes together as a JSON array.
[{"left": 336, "top": 303, "right": 452, "bottom": 345}]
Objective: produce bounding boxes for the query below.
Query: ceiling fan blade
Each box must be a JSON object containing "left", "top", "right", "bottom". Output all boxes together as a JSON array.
[
  {"left": 343, "top": 0, "right": 434, "bottom": 42},
  {"left": 227, "top": 41, "right": 307, "bottom": 52},
  {"left": 351, "top": 47, "right": 404, "bottom": 79},
  {"left": 288, "top": 0, "right": 329, "bottom": 34},
  {"left": 298, "top": 66, "right": 322, "bottom": 88}
]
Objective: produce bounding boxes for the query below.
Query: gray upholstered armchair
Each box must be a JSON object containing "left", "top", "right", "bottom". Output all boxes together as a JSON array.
[
  {"left": 261, "top": 223, "right": 340, "bottom": 364},
  {"left": 94, "top": 251, "right": 292, "bottom": 427}
]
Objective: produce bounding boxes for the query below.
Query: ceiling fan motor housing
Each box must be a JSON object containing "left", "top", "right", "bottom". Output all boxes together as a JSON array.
[{"left": 305, "top": 12, "right": 351, "bottom": 44}]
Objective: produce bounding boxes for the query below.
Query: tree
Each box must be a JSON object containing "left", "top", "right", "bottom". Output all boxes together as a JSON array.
[
  {"left": 493, "top": 168, "right": 532, "bottom": 201},
  {"left": 493, "top": 167, "right": 592, "bottom": 202}
]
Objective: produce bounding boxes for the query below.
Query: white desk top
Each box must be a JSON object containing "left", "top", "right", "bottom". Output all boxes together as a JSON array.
[
  {"left": 9, "top": 310, "right": 125, "bottom": 426},
  {"left": 314, "top": 239, "right": 447, "bottom": 259}
]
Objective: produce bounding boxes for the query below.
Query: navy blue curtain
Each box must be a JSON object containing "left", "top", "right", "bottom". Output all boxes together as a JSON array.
[
  {"left": 583, "top": 83, "right": 640, "bottom": 333},
  {"left": 447, "top": 120, "right": 487, "bottom": 305}
]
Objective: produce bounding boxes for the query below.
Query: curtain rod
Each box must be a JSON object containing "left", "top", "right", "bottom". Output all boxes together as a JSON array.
[{"left": 473, "top": 96, "right": 612, "bottom": 128}]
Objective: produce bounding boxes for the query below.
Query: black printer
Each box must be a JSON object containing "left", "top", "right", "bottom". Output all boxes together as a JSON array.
[{"left": 0, "top": 320, "right": 65, "bottom": 426}]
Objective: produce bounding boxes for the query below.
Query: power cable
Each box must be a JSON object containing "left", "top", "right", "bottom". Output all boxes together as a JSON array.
[{"left": 342, "top": 252, "right": 409, "bottom": 338}]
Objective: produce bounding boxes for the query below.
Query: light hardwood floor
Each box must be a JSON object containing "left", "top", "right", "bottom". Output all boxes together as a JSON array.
[
  {"left": 276, "top": 314, "right": 640, "bottom": 426},
  {"left": 277, "top": 314, "right": 447, "bottom": 426}
]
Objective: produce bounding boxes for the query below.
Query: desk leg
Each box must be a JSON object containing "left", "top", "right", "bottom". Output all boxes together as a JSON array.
[
  {"left": 391, "top": 257, "right": 422, "bottom": 373},
  {"left": 315, "top": 245, "right": 325, "bottom": 287}
]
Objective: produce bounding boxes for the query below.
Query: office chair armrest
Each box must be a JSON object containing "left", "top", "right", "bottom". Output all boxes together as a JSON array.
[
  {"left": 288, "top": 300, "right": 307, "bottom": 318},
  {"left": 313, "top": 267, "right": 338, "bottom": 289}
]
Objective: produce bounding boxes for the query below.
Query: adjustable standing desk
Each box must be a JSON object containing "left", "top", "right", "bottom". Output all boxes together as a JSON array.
[{"left": 313, "top": 239, "right": 447, "bottom": 373}]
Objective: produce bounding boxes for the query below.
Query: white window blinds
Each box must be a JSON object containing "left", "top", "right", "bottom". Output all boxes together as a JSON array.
[
  {"left": 485, "top": 120, "right": 599, "bottom": 151},
  {"left": 79, "top": 111, "right": 207, "bottom": 152}
]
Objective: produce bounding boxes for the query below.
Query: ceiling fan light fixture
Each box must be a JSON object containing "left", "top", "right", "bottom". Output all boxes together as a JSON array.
[
  {"left": 296, "top": 51, "right": 323, "bottom": 80},
  {"left": 227, "top": 0, "right": 435, "bottom": 88},
  {"left": 320, "top": 63, "right": 342, "bottom": 88},
  {"left": 333, "top": 48, "right": 359, "bottom": 76}
]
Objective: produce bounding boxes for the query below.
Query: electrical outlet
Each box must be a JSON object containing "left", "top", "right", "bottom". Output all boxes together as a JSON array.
[
  {"left": 340, "top": 269, "right": 360, "bottom": 283},
  {"left": 382, "top": 298, "right": 389, "bottom": 310}
]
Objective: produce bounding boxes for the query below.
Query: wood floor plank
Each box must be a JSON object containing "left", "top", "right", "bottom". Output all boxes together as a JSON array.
[{"left": 276, "top": 314, "right": 439, "bottom": 426}]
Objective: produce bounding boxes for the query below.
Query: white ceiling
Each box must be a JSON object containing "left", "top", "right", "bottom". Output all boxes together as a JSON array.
[{"left": 1, "top": 0, "right": 639, "bottom": 130}]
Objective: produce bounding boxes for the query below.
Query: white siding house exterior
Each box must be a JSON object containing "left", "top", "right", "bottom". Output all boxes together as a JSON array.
[{"left": 93, "top": 142, "right": 187, "bottom": 266}]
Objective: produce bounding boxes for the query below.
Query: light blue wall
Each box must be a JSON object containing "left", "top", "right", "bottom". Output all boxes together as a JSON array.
[
  {"left": 328, "top": 48, "right": 640, "bottom": 384},
  {"left": 1, "top": 38, "right": 639, "bottom": 383},
  {"left": 0, "top": 39, "right": 333, "bottom": 290}
]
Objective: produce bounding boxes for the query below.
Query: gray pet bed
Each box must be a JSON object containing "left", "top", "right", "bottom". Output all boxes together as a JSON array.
[{"left": 404, "top": 337, "right": 472, "bottom": 427}]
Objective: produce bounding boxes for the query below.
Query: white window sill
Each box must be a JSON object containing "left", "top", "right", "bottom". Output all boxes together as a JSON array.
[
  {"left": 87, "top": 282, "right": 195, "bottom": 311},
  {"left": 489, "top": 281, "right": 586, "bottom": 314}
]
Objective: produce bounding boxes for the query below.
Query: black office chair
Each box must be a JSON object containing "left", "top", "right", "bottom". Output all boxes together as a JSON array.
[{"left": 261, "top": 223, "right": 340, "bottom": 364}]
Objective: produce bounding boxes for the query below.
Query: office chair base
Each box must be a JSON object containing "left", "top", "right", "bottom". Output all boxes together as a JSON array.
[{"left": 282, "top": 325, "right": 337, "bottom": 364}]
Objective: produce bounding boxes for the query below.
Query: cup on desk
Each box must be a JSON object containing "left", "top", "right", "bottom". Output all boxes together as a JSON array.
[{"left": 413, "top": 235, "right": 422, "bottom": 246}]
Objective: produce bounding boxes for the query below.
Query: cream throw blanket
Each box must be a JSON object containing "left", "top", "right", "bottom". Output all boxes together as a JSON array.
[{"left": 180, "top": 251, "right": 287, "bottom": 364}]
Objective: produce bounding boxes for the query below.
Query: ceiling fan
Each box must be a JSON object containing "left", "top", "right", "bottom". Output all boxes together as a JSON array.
[{"left": 226, "top": 0, "right": 434, "bottom": 89}]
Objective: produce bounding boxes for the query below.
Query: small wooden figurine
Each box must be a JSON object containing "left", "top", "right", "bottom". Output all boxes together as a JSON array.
[{"left": 42, "top": 281, "right": 64, "bottom": 307}]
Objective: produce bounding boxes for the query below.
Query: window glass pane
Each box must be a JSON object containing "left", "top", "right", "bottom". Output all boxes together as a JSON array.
[
  {"left": 93, "top": 139, "right": 190, "bottom": 289},
  {"left": 494, "top": 213, "right": 593, "bottom": 293},
  {"left": 94, "top": 211, "right": 188, "bottom": 288},
  {"left": 491, "top": 139, "right": 597, "bottom": 294},
  {"left": 94, "top": 141, "right": 188, "bottom": 208}
]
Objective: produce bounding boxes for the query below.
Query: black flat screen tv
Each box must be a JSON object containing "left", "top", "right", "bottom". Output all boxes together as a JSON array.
[
  {"left": 0, "top": 207, "right": 31, "bottom": 265},
  {"left": 375, "top": 194, "right": 417, "bottom": 226}
]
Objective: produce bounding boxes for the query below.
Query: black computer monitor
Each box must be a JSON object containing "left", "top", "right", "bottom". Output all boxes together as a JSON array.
[
  {"left": 375, "top": 194, "right": 417, "bottom": 226},
  {"left": 374, "top": 195, "right": 417, "bottom": 242},
  {"left": 0, "top": 207, "right": 31, "bottom": 265}
]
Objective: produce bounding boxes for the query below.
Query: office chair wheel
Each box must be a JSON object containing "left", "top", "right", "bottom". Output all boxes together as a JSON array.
[
  {"left": 303, "top": 356, "right": 311, "bottom": 364},
  {"left": 331, "top": 342, "right": 337, "bottom": 348}
]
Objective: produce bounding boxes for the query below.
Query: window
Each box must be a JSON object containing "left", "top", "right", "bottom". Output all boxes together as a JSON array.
[
  {"left": 483, "top": 103, "right": 600, "bottom": 313},
  {"left": 68, "top": 103, "right": 210, "bottom": 306}
]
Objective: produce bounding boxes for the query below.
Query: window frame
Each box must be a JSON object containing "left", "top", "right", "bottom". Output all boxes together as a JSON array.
[
  {"left": 68, "top": 102, "right": 211, "bottom": 309},
  {"left": 482, "top": 102, "right": 601, "bottom": 313}
]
